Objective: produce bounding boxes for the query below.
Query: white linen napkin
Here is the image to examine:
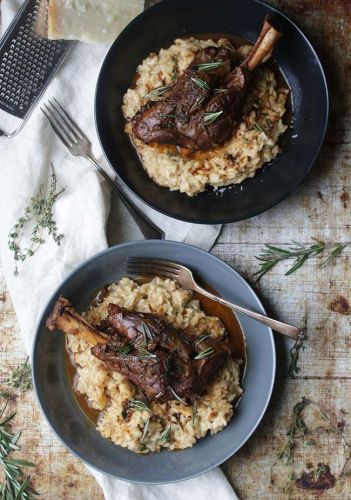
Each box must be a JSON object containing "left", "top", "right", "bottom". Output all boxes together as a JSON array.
[{"left": 0, "top": 2, "right": 237, "bottom": 499}]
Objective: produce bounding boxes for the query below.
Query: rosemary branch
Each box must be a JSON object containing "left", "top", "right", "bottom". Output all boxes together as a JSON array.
[
  {"left": 8, "top": 165, "right": 64, "bottom": 276},
  {"left": 0, "top": 401, "right": 37, "bottom": 499},
  {"left": 254, "top": 240, "right": 349, "bottom": 281}
]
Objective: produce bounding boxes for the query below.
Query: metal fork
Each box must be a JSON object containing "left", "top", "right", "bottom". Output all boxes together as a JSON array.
[
  {"left": 41, "top": 98, "right": 164, "bottom": 240},
  {"left": 126, "top": 257, "right": 303, "bottom": 340}
]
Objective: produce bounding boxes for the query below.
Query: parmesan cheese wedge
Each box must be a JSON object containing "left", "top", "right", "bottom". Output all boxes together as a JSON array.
[{"left": 48, "top": 0, "right": 144, "bottom": 43}]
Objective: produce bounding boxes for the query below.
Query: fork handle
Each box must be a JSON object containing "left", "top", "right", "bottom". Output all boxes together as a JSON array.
[
  {"left": 194, "top": 284, "right": 302, "bottom": 340},
  {"left": 87, "top": 156, "right": 164, "bottom": 240}
]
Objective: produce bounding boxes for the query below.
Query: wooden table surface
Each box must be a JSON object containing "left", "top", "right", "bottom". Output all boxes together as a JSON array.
[{"left": 1, "top": 0, "right": 351, "bottom": 498}]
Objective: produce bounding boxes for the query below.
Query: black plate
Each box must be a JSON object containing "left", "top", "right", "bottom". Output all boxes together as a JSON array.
[{"left": 95, "top": 0, "right": 328, "bottom": 224}]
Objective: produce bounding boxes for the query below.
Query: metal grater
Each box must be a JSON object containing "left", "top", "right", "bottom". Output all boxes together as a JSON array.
[{"left": 0, "top": 0, "right": 74, "bottom": 137}]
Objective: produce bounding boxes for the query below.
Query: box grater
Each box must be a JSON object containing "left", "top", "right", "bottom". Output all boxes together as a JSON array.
[{"left": 0, "top": 0, "right": 74, "bottom": 138}]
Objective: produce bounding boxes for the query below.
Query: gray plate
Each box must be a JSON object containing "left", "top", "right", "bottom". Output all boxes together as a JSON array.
[{"left": 32, "top": 241, "right": 276, "bottom": 484}]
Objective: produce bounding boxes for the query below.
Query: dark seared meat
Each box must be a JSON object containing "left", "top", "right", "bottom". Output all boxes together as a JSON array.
[
  {"left": 93, "top": 304, "right": 232, "bottom": 402},
  {"left": 131, "top": 17, "right": 282, "bottom": 151},
  {"left": 47, "top": 296, "right": 234, "bottom": 403}
]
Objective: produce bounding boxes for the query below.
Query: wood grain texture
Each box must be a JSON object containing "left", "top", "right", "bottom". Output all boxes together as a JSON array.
[{"left": 1, "top": 0, "right": 350, "bottom": 498}]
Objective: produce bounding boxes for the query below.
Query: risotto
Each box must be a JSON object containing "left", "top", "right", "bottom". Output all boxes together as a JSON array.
[
  {"left": 122, "top": 37, "right": 289, "bottom": 197},
  {"left": 66, "top": 277, "right": 243, "bottom": 453}
]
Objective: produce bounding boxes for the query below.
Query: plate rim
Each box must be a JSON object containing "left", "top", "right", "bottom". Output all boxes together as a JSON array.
[
  {"left": 32, "top": 240, "right": 276, "bottom": 484},
  {"left": 95, "top": 0, "right": 329, "bottom": 225}
]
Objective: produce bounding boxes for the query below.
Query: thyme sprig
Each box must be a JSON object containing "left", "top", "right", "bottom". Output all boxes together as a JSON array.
[
  {"left": 0, "top": 401, "right": 37, "bottom": 499},
  {"left": 8, "top": 165, "right": 64, "bottom": 276},
  {"left": 254, "top": 240, "right": 349, "bottom": 281},
  {"left": 197, "top": 61, "right": 224, "bottom": 71},
  {"left": 278, "top": 397, "right": 311, "bottom": 466},
  {"left": 203, "top": 111, "right": 223, "bottom": 124},
  {"left": 6, "top": 358, "right": 32, "bottom": 393},
  {"left": 190, "top": 77, "right": 211, "bottom": 91},
  {"left": 287, "top": 313, "right": 307, "bottom": 378}
]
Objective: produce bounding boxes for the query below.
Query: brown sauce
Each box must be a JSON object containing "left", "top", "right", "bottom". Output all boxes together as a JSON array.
[{"left": 66, "top": 279, "right": 247, "bottom": 424}]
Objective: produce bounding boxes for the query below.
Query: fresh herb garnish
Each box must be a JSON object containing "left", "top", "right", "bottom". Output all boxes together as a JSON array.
[
  {"left": 197, "top": 61, "right": 224, "bottom": 71},
  {"left": 144, "top": 83, "right": 174, "bottom": 99},
  {"left": 6, "top": 358, "right": 32, "bottom": 392},
  {"left": 190, "top": 77, "right": 211, "bottom": 91},
  {"left": 115, "top": 345, "right": 133, "bottom": 357},
  {"left": 139, "top": 348, "right": 157, "bottom": 359},
  {"left": 129, "top": 399, "right": 151, "bottom": 413},
  {"left": 192, "top": 401, "right": 198, "bottom": 425},
  {"left": 140, "top": 322, "right": 154, "bottom": 342},
  {"left": 169, "top": 387, "right": 187, "bottom": 405},
  {"left": 194, "top": 347, "right": 214, "bottom": 360},
  {"left": 278, "top": 397, "right": 311, "bottom": 466},
  {"left": 141, "top": 417, "right": 150, "bottom": 443},
  {"left": 287, "top": 313, "right": 307, "bottom": 378},
  {"left": 213, "top": 88, "right": 227, "bottom": 93},
  {"left": 8, "top": 165, "right": 64, "bottom": 276},
  {"left": 203, "top": 111, "right": 223, "bottom": 124},
  {"left": 252, "top": 121, "right": 264, "bottom": 133},
  {"left": 190, "top": 95, "right": 205, "bottom": 112},
  {"left": 196, "top": 334, "right": 211, "bottom": 345},
  {"left": 159, "top": 424, "right": 171, "bottom": 443},
  {"left": 0, "top": 401, "right": 37, "bottom": 499},
  {"left": 254, "top": 240, "right": 349, "bottom": 281}
]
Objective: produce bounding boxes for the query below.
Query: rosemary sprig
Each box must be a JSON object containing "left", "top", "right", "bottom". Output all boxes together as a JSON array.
[
  {"left": 140, "top": 322, "right": 154, "bottom": 342},
  {"left": 320, "top": 243, "right": 348, "bottom": 267},
  {"left": 213, "top": 88, "right": 227, "bottom": 93},
  {"left": 252, "top": 121, "right": 264, "bottom": 133},
  {"left": 190, "top": 77, "right": 211, "bottom": 91},
  {"left": 194, "top": 347, "right": 214, "bottom": 360},
  {"left": 197, "top": 61, "right": 224, "bottom": 71},
  {"left": 144, "top": 83, "right": 174, "bottom": 99},
  {"left": 115, "top": 345, "right": 132, "bottom": 357},
  {"left": 254, "top": 240, "right": 349, "bottom": 281},
  {"left": 203, "top": 111, "right": 223, "bottom": 124},
  {"left": 129, "top": 399, "right": 151, "bottom": 413},
  {"left": 0, "top": 401, "right": 37, "bottom": 499},
  {"left": 278, "top": 397, "right": 311, "bottom": 466},
  {"left": 169, "top": 387, "right": 187, "bottom": 405},
  {"left": 141, "top": 417, "right": 150, "bottom": 443},
  {"left": 192, "top": 401, "right": 198, "bottom": 425},
  {"left": 196, "top": 334, "right": 212, "bottom": 345},
  {"left": 287, "top": 313, "right": 307, "bottom": 378},
  {"left": 8, "top": 165, "right": 64, "bottom": 276},
  {"left": 6, "top": 358, "right": 32, "bottom": 392},
  {"left": 159, "top": 424, "right": 171, "bottom": 443},
  {"left": 139, "top": 348, "right": 157, "bottom": 359}
]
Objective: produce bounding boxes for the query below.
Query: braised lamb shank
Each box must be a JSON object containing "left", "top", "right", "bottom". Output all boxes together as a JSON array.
[
  {"left": 47, "top": 296, "right": 232, "bottom": 403},
  {"left": 132, "top": 17, "right": 282, "bottom": 151}
]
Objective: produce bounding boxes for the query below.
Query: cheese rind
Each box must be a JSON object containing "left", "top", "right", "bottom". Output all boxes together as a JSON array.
[{"left": 48, "top": 0, "right": 144, "bottom": 43}]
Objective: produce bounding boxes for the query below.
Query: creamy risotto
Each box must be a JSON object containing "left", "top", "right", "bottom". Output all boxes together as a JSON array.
[
  {"left": 122, "top": 37, "right": 289, "bottom": 197},
  {"left": 67, "top": 277, "right": 242, "bottom": 453}
]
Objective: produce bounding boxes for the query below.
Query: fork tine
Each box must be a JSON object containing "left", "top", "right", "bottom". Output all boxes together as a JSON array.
[
  {"left": 126, "top": 261, "right": 180, "bottom": 275},
  {"left": 126, "top": 267, "right": 179, "bottom": 280},
  {"left": 52, "top": 98, "right": 84, "bottom": 140},
  {"left": 46, "top": 100, "right": 78, "bottom": 144},
  {"left": 127, "top": 257, "right": 181, "bottom": 271},
  {"left": 41, "top": 106, "right": 73, "bottom": 149}
]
